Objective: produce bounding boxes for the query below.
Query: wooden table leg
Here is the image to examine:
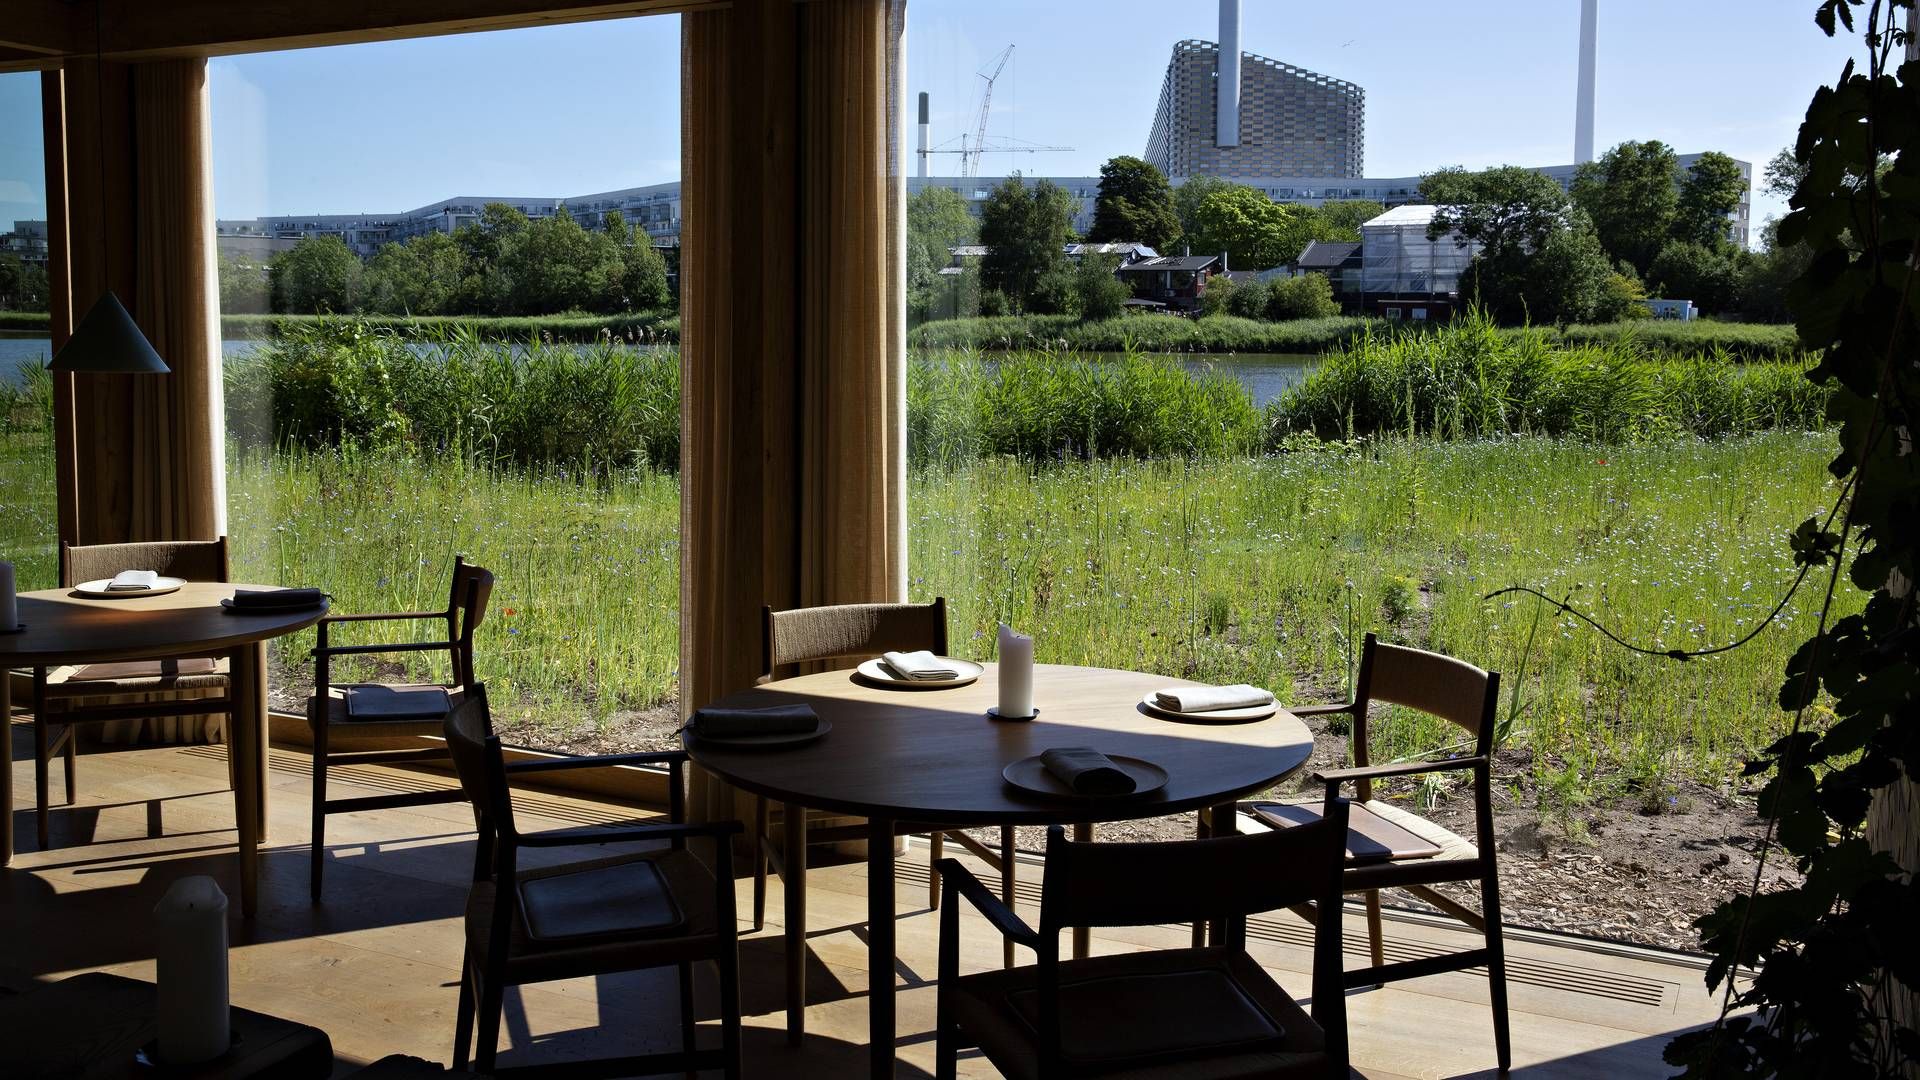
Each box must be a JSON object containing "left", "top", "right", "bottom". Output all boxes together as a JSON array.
[
  {"left": 1, "top": 670, "right": 12, "bottom": 865},
  {"left": 868, "top": 815, "right": 896, "bottom": 1079},
  {"left": 1072, "top": 822, "right": 1091, "bottom": 959},
  {"left": 1208, "top": 802, "right": 1237, "bottom": 946},
  {"left": 249, "top": 642, "right": 269, "bottom": 841},
  {"left": 782, "top": 801, "right": 807, "bottom": 1045},
  {"left": 229, "top": 645, "right": 266, "bottom": 918}
]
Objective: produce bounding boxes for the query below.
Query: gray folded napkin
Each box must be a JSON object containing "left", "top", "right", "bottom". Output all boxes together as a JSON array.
[
  {"left": 108, "top": 570, "right": 160, "bottom": 590},
  {"left": 1153, "top": 683, "right": 1275, "bottom": 713},
  {"left": 230, "top": 587, "right": 325, "bottom": 609},
  {"left": 1040, "top": 747, "right": 1137, "bottom": 796},
  {"left": 692, "top": 704, "right": 818, "bottom": 738},
  {"left": 881, "top": 650, "right": 959, "bottom": 680}
]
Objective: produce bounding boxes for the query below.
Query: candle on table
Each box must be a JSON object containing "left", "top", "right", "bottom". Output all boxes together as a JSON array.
[
  {"left": 0, "top": 560, "right": 15, "bottom": 630},
  {"left": 154, "top": 875, "right": 230, "bottom": 1064},
  {"left": 997, "top": 623, "right": 1034, "bottom": 719}
]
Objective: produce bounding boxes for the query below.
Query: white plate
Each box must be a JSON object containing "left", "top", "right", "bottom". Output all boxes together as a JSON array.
[
  {"left": 854, "top": 656, "right": 984, "bottom": 690},
  {"left": 1137, "top": 693, "right": 1277, "bottom": 723},
  {"left": 683, "top": 717, "right": 831, "bottom": 750},
  {"left": 1002, "top": 754, "right": 1168, "bottom": 800},
  {"left": 72, "top": 577, "right": 185, "bottom": 598}
]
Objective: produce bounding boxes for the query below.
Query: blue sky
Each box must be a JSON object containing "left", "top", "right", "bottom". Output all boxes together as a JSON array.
[{"left": 0, "top": 2, "right": 1869, "bottom": 241}]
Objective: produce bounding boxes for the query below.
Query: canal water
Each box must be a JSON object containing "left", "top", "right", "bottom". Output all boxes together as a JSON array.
[{"left": 1, "top": 334, "right": 1317, "bottom": 409}]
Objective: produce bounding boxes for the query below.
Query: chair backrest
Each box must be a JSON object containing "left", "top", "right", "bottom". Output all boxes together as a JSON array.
[
  {"left": 761, "top": 597, "right": 948, "bottom": 681},
  {"left": 60, "top": 537, "right": 231, "bottom": 588},
  {"left": 447, "top": 556, "right": 496, "bottom": 689},
  {"left": 442, "top": 684, "right": 517, "bottom": 851},
  {"left": 1353, "top": 632, "right": 1501, "bottom": 769}
]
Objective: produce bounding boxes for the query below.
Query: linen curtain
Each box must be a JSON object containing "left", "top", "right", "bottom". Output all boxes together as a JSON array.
[
  {"left": 47, "top": 58, "right": 227, "bottom": 743},
  {"left": 681, "top": 0, "right": 907, "bottom": 824}
]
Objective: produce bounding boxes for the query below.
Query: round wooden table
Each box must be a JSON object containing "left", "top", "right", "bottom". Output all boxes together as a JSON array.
[
  {"left": 688, "top": 662, "right": 1314, "bottom": 1077},
  {"left": 0, "top": 582, "right": 329, "bottom": 917}
]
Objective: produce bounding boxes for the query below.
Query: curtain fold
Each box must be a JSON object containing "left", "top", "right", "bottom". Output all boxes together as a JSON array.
[{"left": 682, "top": 0, "right": 907, "bottom": 825}]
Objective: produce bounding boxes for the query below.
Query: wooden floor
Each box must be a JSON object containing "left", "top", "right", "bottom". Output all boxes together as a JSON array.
[{"left": 1, "top": 723, "right": 1728, "bottom": 1078}]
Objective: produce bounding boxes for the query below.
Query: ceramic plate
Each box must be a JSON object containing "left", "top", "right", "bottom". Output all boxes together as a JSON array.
[
  {"left": 684, "top": 718, "right": 832, "bottom": 750},
  {"left": 1138, "top": 693, "right": 1277, "bottom": 723},
  {"left": 220, "top": 593, "right": 328, "bottom": 613},
  {"left": 853, "top": 656, "right": 984, "bottom": 690},
  {"left": 1002, "top": 754, "right": 1168, "bottom": 800},
  {"left": 72, "top": 577, "right": 185, "bottom": 599}
]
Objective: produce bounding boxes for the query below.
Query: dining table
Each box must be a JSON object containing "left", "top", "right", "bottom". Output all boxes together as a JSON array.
[
  {"left": 687, "top": 661, "right": 1315, "bottom": 1078},
  {"left": 1, "top": 581, "right": 329, "bottom": 918}
]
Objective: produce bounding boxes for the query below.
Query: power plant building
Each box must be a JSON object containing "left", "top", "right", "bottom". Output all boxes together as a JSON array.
[{"left": 1145, "top": 38, "right": 1365, "bottom": 179}]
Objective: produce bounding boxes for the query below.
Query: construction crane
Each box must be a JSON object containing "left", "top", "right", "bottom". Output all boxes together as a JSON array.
[{"left": 919, "top": 44, "right": 1072, "bottom": 177}]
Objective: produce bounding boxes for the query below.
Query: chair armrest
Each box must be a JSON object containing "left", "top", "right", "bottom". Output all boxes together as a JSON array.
[
  {"left": 516, "top": 820, "right": 741, "bottom": 848},
  {"left": 319, "top": 610, "right": 446, "bottom": 625},
  {"left": 313, "top": 640, "right": 457, "bottom": 659},
  {"left": 505, "top": 750, "right": 687, "bottom": 773},
  {"left": 934, "top": 858, "right": 1040, "bottom": 947},
  {"left": 1314, "top": 755, "right": 1488, "bottom": 792},
  {"left": 1288, "top": 702, "right": 1355, "bottom": 717}
]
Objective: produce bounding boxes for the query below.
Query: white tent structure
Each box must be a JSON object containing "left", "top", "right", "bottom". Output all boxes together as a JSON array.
[{"left": 1358, "top": 204, "right": 1479, "bottom": 299}]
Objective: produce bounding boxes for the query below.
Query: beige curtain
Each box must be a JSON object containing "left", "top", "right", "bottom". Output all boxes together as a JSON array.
[
  {"left": 681, "top": 0, "right": 907, "bottom": 823},
  {"left": 50, "top": 58, "right": 226, "bottom": 743}
]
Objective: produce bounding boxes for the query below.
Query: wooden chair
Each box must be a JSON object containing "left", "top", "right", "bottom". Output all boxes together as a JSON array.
[
  {"left": 753, "top": 600, "right": 1018, "bottom": 950},
  {"left": 442, "top": 684, "right": 742, "bottom": 1078},
  {"left": 934, "top": 800, "right": 1352, "bottom": 1080},
  {"left": 1208, "top": 631, "right": 1512, "bottom": 1073},
  {"left": 30, "top": 539, "right": 235, "bottom": 849},
  {"left": 307, "top": 555, "right": 494, "bottom": 900}
]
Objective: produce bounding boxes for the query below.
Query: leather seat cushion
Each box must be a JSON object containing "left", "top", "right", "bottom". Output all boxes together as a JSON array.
[
  {"left": 466, "top": 848, "right": 719, "bottom": 984},
  {"left": 311, "top": 685, "right": 465, "bottom": 738},
  {"left": 947, "top": 947, "right": 1327, "bottom": 1080},
  {"left": 1248, "top": 799, "right": 1467, "bottom": 863},
  {"left": 42, "top": 657, "right": 231, "bottom": 699}
]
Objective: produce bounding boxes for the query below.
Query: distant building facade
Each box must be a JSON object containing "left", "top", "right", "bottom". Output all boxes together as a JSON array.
[
  {"left": 2, "top": 220, "right": 49, "bottom": 268},
  {"left": 1145, "top": 39, "right": 1365, "bottom": 179}
]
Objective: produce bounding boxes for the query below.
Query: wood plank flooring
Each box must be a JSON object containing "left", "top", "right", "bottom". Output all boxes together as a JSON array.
[{"left": 2, "top": 722, "right": 1728, "bottom": 1077}]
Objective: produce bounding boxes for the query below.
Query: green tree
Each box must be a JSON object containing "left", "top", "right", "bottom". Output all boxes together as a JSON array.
[
  {"left": 1736, "top": 218, "right": 1809, "bottom": 321},
  {"left": 1424, "top": 165, "right": 1574, "bottom": 259},
  {"left": 1305, "top": 199, "right": 1385, "bottom": 242},
  {"left": 1647, "top": 239, "right": 1742, "bottom": 313},
  {"left": 1761, "top": 144, "right": 1807, "bottom": 200},
  {"left": 1263, "top": 273, "right": 1340, "bottom": 320},
  {"left": 362, "top": 232, "right": 464, "bottom": 315},
  {"left": 1461, "top": 220, "right": 1617, "bottom": 325},
  {"left": 216, "top": 252, "right": 269, "bottom": 314},
  {"left": 1186, "top": 185, "right": 1309, "bottom": 268},
  {"left": 269, "top": 235, "right": 362, "bottom": 314},
  {"left": 500, "top": 205, "right": 623, "bottom": 314},
  {"left": 1073, "top": 256, "right": 1131, "bottom": 320},
  {"left": 978, "top": 175, "right": 1074, "bottom": 313},
  {"left": 1087, "top": 156, "right": 1181, "bottom": 250},
  {"left": 1172, "top": 174, "right": 1233, "bottom": 249},
  {"left": 1673, "top": 151, "right": 1746, "bottom": 249},
  {"left": 453, "top": 202, "right": 531, "bottom": 314},
  {"left": 1570, "top": 139, "right": 1680, "bottom": 274},
  {"left": 907, "top": 187, "right": 976, "bottom": 321},
  {"left": 1198, "top": 273, "right": 1238, "bottom": 317},
  {"left": 0, "top": 252, "right": 50, "bottom": 311}
]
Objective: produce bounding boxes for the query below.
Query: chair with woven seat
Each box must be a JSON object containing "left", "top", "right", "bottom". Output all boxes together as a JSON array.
[
  {"left": 934, "top": 799, "right": 1351, "bottom": 1080},
  {"left": 442, "top": 684, "right": 742, "bottom": 1077},
  {"left": 307, "top": 555, "right": 494, "bottom": 900},
  {"left": 30, "top": 539, "right": 235, "bottom": 849},
  {"left": 1205, "top": 631, "right": 1511, "bottom": 1073},
  {"left": 753, "top": 601, "right": 1018, "bottom": 954}
]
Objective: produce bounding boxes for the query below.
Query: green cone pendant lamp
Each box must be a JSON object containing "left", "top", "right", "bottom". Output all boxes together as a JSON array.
[{"left": 48, "top": 291, "right": 169, "bottom": 374}]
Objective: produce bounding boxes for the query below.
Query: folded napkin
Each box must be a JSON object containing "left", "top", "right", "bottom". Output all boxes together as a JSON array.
[
  {"left": 692, "top": 704, "right": 818, "bottom": 739},
  {"left": 108, "top": 570, "right": 160, "bottom": 590},
  {"left": 1040, "top": 747, "right": 1137, "bottom": 796},
  {"left": 1153, "top": 683, "right": 1276, "bottom": 713},
  {"left": 229, "top": 587, "right": 326, "bottom": 609},
  {"left": 881, "top": 650, "right": 958, "bottom": 681}
]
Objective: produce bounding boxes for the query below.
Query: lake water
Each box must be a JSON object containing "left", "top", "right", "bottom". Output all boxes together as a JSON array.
[{"left": 0, "top": 334, "right": 1317, "bottom": 408}]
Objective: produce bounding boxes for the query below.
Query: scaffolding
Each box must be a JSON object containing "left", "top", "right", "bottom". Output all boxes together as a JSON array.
[{"left": 1358, "top": 204, "right": 1479, "bottom": 298}]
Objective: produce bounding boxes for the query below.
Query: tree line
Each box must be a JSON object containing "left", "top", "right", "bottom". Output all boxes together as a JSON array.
[{"left": 223, "top": 202, "right": 673, "bottom": 317}]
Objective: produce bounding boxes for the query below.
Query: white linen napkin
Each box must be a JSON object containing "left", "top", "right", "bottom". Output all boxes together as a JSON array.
[
  {"left": 108, "top": 570, "right": 160, "bottom": 591},
  {"left": 1153, "top": 683, "right": 1276, "bottom": 713},
  {"left": 880, "top": 650, "right": 958, "bottom": 681}
]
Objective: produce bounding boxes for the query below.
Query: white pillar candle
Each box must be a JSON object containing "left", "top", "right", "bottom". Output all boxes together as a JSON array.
[
  {"left": 0, "top": 560, "right": 15, "bottom": 630},
  {"left": 997, "top": 623, "right": 1034, "bottom": 719},
  {"left": 154, "top": 875, "right": 230, "bottom": 1064}
]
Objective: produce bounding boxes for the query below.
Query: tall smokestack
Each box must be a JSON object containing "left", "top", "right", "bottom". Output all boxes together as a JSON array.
[
  {"left": 1574, "top": 0, "right": 1597, "bottom": 164},
  {"left": 1216, "top": 0, "right": 1241, "bottom": 148},
  {"left": 917, "top": 92, "right": 930, "bottom": 178}
]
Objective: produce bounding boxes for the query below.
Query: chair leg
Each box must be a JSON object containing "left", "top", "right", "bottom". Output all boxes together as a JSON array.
[
  {"left": 34, "top": 717, "right": 50, "bottom": 849},
  {"left": 1000, "top": 825, "right": 1017, "bottom": 970},
  {"left": 936, "top": 1022, "right": 958, "bottom": 1080},
  {"left": 1192, "top": 808, "right": 1211, "bottom": 947},
  {"left": 928, "top": 831, "right": 944, "bottom": 910},
  {"left": 1481, "top": 871, "right": 1513, "bottom": 1072},
  {"left": 1365, "top": 889, "right": 1386, "bottom": 988},
  {"left": 61, "top": 727, "right": 76, "bottom": 805},
  {"left": 678, "top": 961, "right": 697, "bottom": 1064},
  {"left": 309, "top": 728, "right": 328, "bottom": 902},
  {"left": 452, "top": 955, "right": 476, "bottom": 1071},
  {"left": 719, "top": 951, "right": 743, "bottom": 1080},
  {"left": 475, "top": 970, "right": 505, "bottom": 1073},
  {"left": 752, "top": 796, "right": 768, "bottom": 932}
]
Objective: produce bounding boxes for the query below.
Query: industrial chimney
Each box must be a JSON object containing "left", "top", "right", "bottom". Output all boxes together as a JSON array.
[
  {"left": 1574, "top": 0, "right": 1597, "bottom": 164},
  {"left": 1216, "top": 0, "right": 1241, "bottom": 148},
  {"left": 918, "top": 92, "right": 930, "bottom": 178}
]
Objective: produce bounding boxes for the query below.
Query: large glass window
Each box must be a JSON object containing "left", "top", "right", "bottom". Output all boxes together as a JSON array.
[
  {"left": 0, "top": 73, "right": 53, "bottom": 591},
  {"left": 212, "top": 17, "right": 684, "bottom": 750}
]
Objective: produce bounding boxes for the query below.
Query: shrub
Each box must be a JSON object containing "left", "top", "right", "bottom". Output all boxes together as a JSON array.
[
  {"left": 1264, "top": 274, "right": 1340, "bottom": 321},
  {"left": 1074, "top": 259, "right": 1132, "bottom": 321}
]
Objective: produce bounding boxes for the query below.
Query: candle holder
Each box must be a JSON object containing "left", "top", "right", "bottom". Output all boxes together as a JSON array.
[{"left": 986, "top": 706, "right": 1038, "bottom": 722}]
